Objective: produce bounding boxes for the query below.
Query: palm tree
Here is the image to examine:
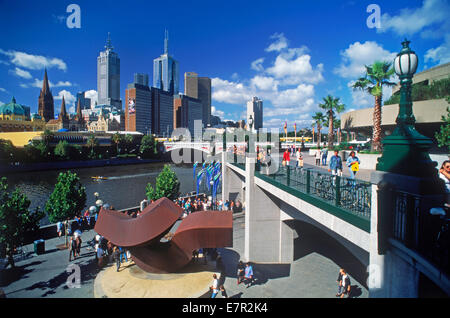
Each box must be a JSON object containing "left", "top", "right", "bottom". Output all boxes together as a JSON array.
[
  {"left": 352, "top": 61, "right": 396, "bottom": 151},
  {"left": 112, "top": 132, "right": 122, "bottom": 155},
  {"left": 87, "top": 134, "right": 98, "bottom": 157},
  {"left": 312, "top": 112, "right": 326, "bottom": 148},
  {"left": 124, "top": 134, "right": 133, "bottom": 153},
  {"left": 319, "top": 95, "right": 345, "bottom": 149}
]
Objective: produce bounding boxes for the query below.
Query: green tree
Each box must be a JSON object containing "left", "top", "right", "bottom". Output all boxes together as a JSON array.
[
  {"left": 0, "top": 139, "right": 16, "bottom": 164},
  {"left": 123, "top": 134, "right": 133, "bottom": 153},
  {"left": 312, "top": 112, "right": 326, "bottom": 148},
  {"left": 112, "top": 132, "right": 122, "bottom": 155},
  {"left": 146, "top": 165, "right": 180, "bottom": 201},
  {"left": 54, "top": 140, "right": 71, "bottom": 160},
  {"left": 45, "top": 171, "right": 86, "bottom": 246},
  {"left": 319, "top": 95, "right": 345, "bottom": 149},
  {"left": 0, "top": 177, "right": 44, "bottom": 268},
  {"left": 352, "top": 61, "right": 396, "bottom": 151},
  {"left": 140, "top": 135, "right": 156, "bottom": 159},
  {"left": 87, "top": 134, "right": 99, "bottom": 159},
  {"left": 435, "top": 103, "right": 450, "bottom": 152}
]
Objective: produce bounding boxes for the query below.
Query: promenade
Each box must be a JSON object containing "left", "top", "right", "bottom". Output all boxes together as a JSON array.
[{"left": 1, "top": 211, "right": 368, "bottom": 298}]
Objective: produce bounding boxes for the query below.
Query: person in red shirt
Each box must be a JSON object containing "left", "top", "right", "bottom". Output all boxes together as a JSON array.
[{"left": 282, "top": 149, "right": 290, "bottom": 167}]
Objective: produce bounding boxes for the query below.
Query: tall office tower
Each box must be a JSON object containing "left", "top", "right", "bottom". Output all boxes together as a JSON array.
[
  {"left": 151, "top": 87, "right": 173, "bottom": 137},
  {"left": 184, "top": 72, "right": 211, "bottom": 126},
  {"left": 97, "top": 33, "right": 122, "bottom": 109},
  {"left": 173, "top": 94, "right": 203, "bottom": 137},
  {"left": 247, "top": 96, "right": 263, "bottom": 131},
  {"left": 134, "top": 73, "right": 149, "bottom": 87},
  {"left": 38, "top": 69, "right": 54, "bottom": 122},
  {"left": 125, "top": 78, "right": 152, "bottom": 134},
  {"left": 153, "top": 30, "right": 179, "bottom": 95},
  {"left": 76, "top": 91, "right": 92, "bottom": 110}
]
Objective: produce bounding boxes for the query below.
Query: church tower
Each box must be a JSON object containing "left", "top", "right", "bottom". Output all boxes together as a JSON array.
[{"left": 38, "top": 69, "right": 54, "bottom": 122}]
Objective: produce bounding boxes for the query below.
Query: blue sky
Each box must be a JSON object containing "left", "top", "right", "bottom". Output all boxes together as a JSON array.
[{"left": 0, "top": 0, "right": 449, "bottom": 130}]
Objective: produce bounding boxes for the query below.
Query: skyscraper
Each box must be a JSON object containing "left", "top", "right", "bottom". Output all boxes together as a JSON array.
[
  {"left": 97, "top": 33, "right": 122, "bottom": 109},
  {"left": 173, "top": 94, "right": 203, "bottom": 137},
  {"left": 38, "top": 69, "right": 54, "bottom": 122},
  {"left": 125, "top": 76, "right": 152, "bottom": 134},
  {"left": 184, "top": 72, "right": 211, "bottom": 126},
  {"left": 76, "top": 91, "right": 92, "bottom": 110},
  {"left": 151, "top": 87, "right": 173, "bottom": 137},
  {"left": 153, "top": 30, "right": 179, "bottom": 95},
  {"left": 247, "top": 96, "right": 263, "bottom": 131}
]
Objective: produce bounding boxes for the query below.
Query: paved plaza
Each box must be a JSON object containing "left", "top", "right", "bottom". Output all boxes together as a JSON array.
[{"left": 1, "top": 208, "right": 368, "bottom": 298}]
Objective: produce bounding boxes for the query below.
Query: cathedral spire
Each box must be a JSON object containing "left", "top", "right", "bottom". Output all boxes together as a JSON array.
[
  {"left": 42, "top": 68, "right": 50, "bottom": 94},
  {"left": 76, "top": 97, "right": 83, "bottom": 121},
  {"left": 59, "top": 96, "right": 67, "bottom": 120}
]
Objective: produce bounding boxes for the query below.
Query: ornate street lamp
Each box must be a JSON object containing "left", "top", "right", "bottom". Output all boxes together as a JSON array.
[{"left": 376, "top": 40, "right": 441, "bottom": 186}]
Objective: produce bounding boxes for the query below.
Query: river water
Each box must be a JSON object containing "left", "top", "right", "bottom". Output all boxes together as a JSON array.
[{"left": 4, "top": 162, "right": 207, "bottom": 225}]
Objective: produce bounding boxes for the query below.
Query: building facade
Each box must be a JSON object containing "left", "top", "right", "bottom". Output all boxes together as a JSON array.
[
  {"left": 125, "top": 81, "right": 152, "bottom": 135},
  {"left": 153, "top": 30, "right": 179, "bottom": 95},
  {"left": 38, "top": 69, "right": 54, "bottom": 122},
  {"left": 247, "top": 96, "right": 263, "bottom": 131},
  {"left": 151, "top": 87, "right": 173, "bottom": 137},
  {"left": 97, "top": 33, "right": 122, "bottom": 109},
  {"left": 0, "top": 97, "right": 45, "bottom": 132},
  {"left": 173, "top": 94, "right": 203, "bottom": 137},
  {"left": 184, "top": 72, "right": 211, "bottom": 126},
  {"left": 76, "top": 91, "right": 92, "bottom": 110}
]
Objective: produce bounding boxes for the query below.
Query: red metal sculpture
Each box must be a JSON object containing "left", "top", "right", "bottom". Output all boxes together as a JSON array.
[{"left": 94, "top": 197, "right": 233, "bottom": 273}]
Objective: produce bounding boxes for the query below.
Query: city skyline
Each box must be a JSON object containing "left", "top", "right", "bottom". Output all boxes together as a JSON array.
[{"left": 0, "top": 0, "right": 449, "bottom": 130}]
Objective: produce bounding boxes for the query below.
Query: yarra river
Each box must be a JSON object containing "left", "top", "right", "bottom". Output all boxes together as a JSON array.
[{"left": 5, "top": 162, "right": 203, "bottom": 225}]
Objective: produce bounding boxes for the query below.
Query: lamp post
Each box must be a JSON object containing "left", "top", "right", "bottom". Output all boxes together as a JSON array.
[{"left": 376, "top": 40, "right": 440, "bottom": 183}]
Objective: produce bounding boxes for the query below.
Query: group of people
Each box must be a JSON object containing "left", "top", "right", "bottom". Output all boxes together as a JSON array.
[
  {"left": 315, "top": 147, "right": 329, "bottom": 166},
  {"left": 282, "top": 148, "right": 304, "bottom": 169},
  {"left": 90, "top": 234, "right": 130, "bottom": 271},
  {"left": 328, "top": 150, "right": 361, "bottom": 180},
  {"left": 175, "top": 195, "right": 243, "bottom": 216},
  {"left": 209, "top": 259, "right": 255, "bottom": 298}
]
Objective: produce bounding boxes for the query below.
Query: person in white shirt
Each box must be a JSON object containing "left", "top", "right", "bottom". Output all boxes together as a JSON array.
[{"left": 210, "top": 274, "right": 219, "bottom": 298}]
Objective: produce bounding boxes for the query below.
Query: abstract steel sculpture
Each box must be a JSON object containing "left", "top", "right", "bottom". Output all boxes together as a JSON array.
[{"left": 94, "top": 197, "right": 233, "bottom": 273}]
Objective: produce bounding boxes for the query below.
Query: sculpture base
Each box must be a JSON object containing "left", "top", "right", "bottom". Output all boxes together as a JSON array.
[{"left": 94, "top": 259, "right": 219, "bottom": 298}]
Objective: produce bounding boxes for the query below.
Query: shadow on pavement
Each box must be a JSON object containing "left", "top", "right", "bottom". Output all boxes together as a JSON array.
[
  {"left": 24, "top": 258, "right": 99, "bottom": 297},
  {"left": 0, "top": 261, "right": 44, "bottom": 287},
  {"left": 290, "top": 220, "right": 368, "bottom": 290}
]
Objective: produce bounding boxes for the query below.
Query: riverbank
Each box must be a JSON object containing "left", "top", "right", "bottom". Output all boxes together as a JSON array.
[{"left": 0, "top": 157, "right": 166, "bottom": 174}]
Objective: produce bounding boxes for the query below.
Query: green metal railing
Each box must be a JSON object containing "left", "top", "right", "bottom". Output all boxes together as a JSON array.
[{"left": 255, "top": 166, "right": 371, "bottom": 232}]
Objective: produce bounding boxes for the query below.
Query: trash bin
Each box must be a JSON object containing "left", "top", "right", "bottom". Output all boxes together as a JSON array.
[{"left": 34, "top": 239, "right": 45, "bottom": 255}]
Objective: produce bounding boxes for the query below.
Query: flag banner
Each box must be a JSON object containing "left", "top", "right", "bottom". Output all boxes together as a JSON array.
[{"left": 193, "top": 161, "right": 198, "bottom": 180}]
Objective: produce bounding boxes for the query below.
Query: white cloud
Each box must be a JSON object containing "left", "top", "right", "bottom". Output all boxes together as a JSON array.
[
  {"left": 54, "top": 90, "right": 76, "bottom": 112},
  {"left": 9, "top": 67, "right": 32, "bottom": 79},
  {"left": 211, "top": 106, "right": 225, "bottom": 118},
  {"left": 268, "top": 84, "right": 315, "bottom": 108},
  {"left": 265, "top": 33, "right": 288, "bottom": 52},
  {"left": 425, "top": 34, "right": 450, "bottom": 64},
  {"left": 211, "top": 78, "right": 252, "bottom": 104},
  {"left": 0, "top": 87, "right": 7, "bottom": 93},
  {"left": 266, "top": 51, "right": 324, "bottom": 85},
  {"left": 251, "top": 58, "right": 265, "bottom": 71},
  {"left": 378, "top": 0, "right": 450, "bottom": 37},
  {"left": 30, "top": 78, "right": 73, "bottom": 88},
  {"left": 84, "top": 90, "right": 98, "bottom": 108},
  {"left": 0, "top": 49, "right": 67, "bottom": 71},
  {"left": 0, "top": 101, "right": 3, "bottom": 106},
  {"left": 334, "top": 41, "right": 397, "bottom": 79},
  {"left": 250, "top": 76, "right": 278, "bottom": 91}
]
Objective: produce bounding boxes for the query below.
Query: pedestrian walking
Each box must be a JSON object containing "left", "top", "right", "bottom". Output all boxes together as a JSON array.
[
  {"left": 236, "top": 260, "right": 245, "bottom": 285},
  {"left": 321, "top": 148, "right": 328, "bottom": 166},
  {"left": 315, "top": 149, "right": 321, "bottom": 166},
  {"left": 336, "top": 268, "right": 343, "bottom": 297},
  {"left": 57, "top": 221, "right": 63, "bottom": 238},
  {"left": 244, "top": 262, "right": 254, "bottom": 288},
  {"left": 75, "top": 235, "right": 82, "bottom": 257},
  {"left": 282, "top": 149, "right": 290, "bottom": 167},
  {"left": 346, "top": 151, "right": 361, "bottom": 180},
  {"left": 210, "top": 274, "right": 219, "bottom": 298},
  {"left": 340, "top": 269, "right": 351, "bottom": 298},
  {"left": 119, "top": 246, "right": 128, "bottom": 263},
  {"left": 113, "top": 246, "right": 121, "bottom": 272},
  {"left": 439, "top": 160, "right": 450, "bottom": 204},
  {"left": 329, "top": 150, "right": 343, "bottom": 176},
  {"left": 69, "top": 236, "right": 77, "bottom": 261},
  {"left": 219, "top": 285, "right": 228, "bottom": 298}
]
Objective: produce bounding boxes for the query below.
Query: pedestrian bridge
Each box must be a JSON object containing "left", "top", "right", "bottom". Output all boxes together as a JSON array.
[{"left": 221, "top": 152, "right": 449, "bottom": 297}]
